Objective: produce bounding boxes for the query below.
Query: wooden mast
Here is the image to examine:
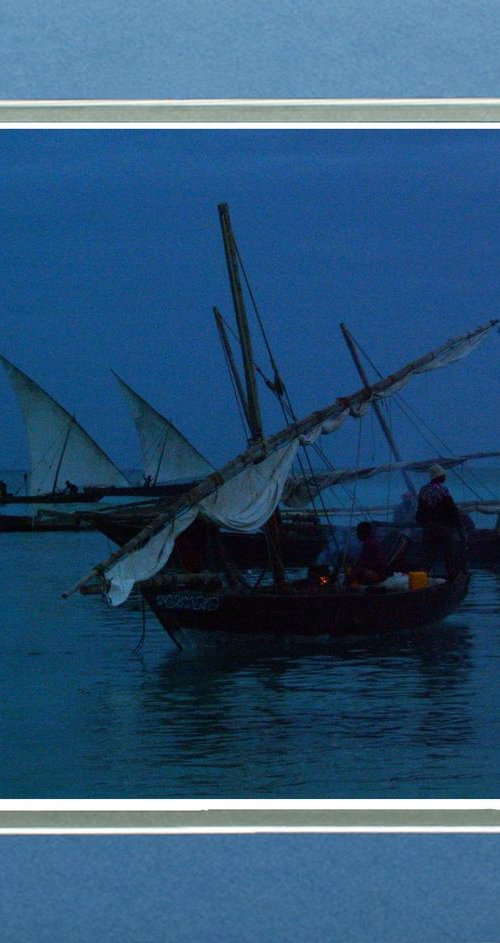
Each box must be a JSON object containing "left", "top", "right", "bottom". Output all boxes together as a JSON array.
[
  {"left": 340, "top": 322, "right": 417, "bottom": 498},
  {"left": 217, "top": 203, "right": 286, "bottom": 586},
  {"left": 218, "top": 203, "right": 263, "bottom": 443}
]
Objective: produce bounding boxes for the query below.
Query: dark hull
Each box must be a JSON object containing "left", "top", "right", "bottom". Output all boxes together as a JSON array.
[
  {"left": 143, "top": 572, "right": 470, "bottom": 641},
  {"left": 0, "top": 514, "right": 91, "bottom": 532},
  {"left": 0, "top": 481, "right": 193, "bottom": 505}
]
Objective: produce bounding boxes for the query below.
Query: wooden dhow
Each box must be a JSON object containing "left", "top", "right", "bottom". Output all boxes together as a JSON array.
[
  {"left": 63, "top": 316, "right": 498, "bottom": 642},
  {"left": 62, "top": 205, "right": 497, "bottom": 644}
]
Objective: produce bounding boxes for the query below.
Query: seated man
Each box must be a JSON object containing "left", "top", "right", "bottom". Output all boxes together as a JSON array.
[{"left": 349, "top": 521, "right": 389, "bottom": 586}]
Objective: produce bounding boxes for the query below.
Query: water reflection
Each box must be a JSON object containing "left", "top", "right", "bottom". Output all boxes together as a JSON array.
[
  {"left": 4, "top": 538, "right": 499, "bottom": 797},
  {"left": 116, "top": 616, "right": 477, "bottom": 797}
]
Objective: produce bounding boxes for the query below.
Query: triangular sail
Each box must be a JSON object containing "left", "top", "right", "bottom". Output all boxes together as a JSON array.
[
  {"left": 283, "top": 451, "right": 500, "bottom": 507},
  {"left": 113, "top": 372, "right": 213, "bottom": 484},
  {"left": 64, "top": 317, "right": 498, "bottom": 601},
  {"left": 1, "top": 357, "right": 130, "bottom": 495}
]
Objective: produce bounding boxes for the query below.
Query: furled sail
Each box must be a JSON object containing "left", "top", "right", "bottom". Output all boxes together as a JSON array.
[
  {"left": 113, "top": 372, "right": 213, "bottom": 484},
  {"left": 1, "top": 357, "right": 129, "bottom": 495},
  {"left": 64, "top": 317, "right": 498, "bottom": 603},
  {"left": 283, "top": 450, "right": 500, "bottom": 508},
  {"left": 104, "top": 440, "right": 299, "bottom": 604}
]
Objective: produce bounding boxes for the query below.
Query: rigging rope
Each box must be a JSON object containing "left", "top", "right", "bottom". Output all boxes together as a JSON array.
[
  {"left": 349, "top": 330, "right": 497, "bottom": 502},
  {"left": 232, "top": 239, "right": 347, "bottom": 548}
]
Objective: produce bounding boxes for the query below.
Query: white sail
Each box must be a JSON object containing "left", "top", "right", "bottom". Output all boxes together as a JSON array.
[
  {"left": 1, "top": 357, "right": 129, "bottom": 495},
  {"left": 105, "top": 440, "right": 300, "bottom": 604},
  {"left": 113, "top": 372, "right": 213, "bottom": 484},
  {"left": 105, "top": 506, "right": 198, "bottom": 605}
]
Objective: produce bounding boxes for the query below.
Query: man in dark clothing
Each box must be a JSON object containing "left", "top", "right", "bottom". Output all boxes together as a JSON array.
[
  {"left": 416, "top": 464, "right": 465, "bottom": 577},
  {"left": 349, "top": 521, "right": 389, "bottom": 585}
]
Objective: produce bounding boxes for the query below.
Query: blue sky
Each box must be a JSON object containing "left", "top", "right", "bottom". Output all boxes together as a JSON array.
[
  {"left": 1, "top": 834, "right": 500, "bottom": 942},
  {"left": 0, "top": 129, "right": 498, "bottom": 475},
  {"left": 1, "top": 0, "right": 500, "bottom": 99}
]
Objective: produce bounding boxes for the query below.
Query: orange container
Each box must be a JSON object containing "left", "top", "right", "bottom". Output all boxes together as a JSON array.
[{"left": 408, "top": 571, "right": 428, "bottom": 591}]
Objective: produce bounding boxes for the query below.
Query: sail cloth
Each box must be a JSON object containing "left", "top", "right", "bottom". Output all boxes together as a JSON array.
[
  {"left": 113, "top": 372, "right": 213, "bottom": 484},
  {"left": 283, "top": 451, "right": 500, "bottom": 508},
  {"left": 64, "top": 317, "right": 498, "bottom": 603},
  {"left": 105, "top": 439, "right": 300, "bottom": 604},
  {"left": 201, "top": 440, "right": 299, "bottom": 531},
  {"left": 0, "top": 357, "right": 129, "bottom": 495},
  {"left": 105, "top": 507, "right": 198, "bottom": 605}
]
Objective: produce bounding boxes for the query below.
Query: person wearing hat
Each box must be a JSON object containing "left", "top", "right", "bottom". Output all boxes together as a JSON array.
[{"left": 415, "top": 464, "right": 464, "bottom": 577}]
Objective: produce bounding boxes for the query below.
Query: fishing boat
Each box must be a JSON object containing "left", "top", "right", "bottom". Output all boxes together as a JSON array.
[
  {"left": 139, "top": 571, "right": 469, "bottom": 642},
  {"left": 63, "top": 205, "right": 498, "bottom": 645},
  {"left": 64, "top": 326, "right": 480, "bottom": 643}
]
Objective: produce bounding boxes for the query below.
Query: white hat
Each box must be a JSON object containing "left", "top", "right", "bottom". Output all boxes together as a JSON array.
[{"left": 429, "top": 463, "right": 446, "bottom": 479}]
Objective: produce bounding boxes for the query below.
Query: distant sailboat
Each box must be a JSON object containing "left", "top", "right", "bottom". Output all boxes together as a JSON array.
[
  {"left": 0, "top": 356, "right": 130, "bottom": 497},
  {"left": 112, "top": 371, "right": 213, "bottom": 485}
]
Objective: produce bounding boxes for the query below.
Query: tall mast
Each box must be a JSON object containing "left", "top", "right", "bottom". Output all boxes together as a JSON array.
[
  {"left": 218, "top": 203, "right": 285, "bottom": 585},
  {"left": 218, "top": 203, "right": 263, "bottom": 442},
  {"left": 340, "top": 322, "right": 417, "bottom": 498}
]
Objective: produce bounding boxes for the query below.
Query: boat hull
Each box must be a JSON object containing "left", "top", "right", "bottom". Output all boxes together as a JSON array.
[
  {"left": 0, "top": 481, "right": 194, "bottom": 505},
  {"left": 0, "top": 513, "right": 91, "bottom": 532},
  {"left": 142, "top": 572, "right": 470, "bottom": 641}
]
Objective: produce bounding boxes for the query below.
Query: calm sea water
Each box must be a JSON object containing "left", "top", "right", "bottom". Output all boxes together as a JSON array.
[{"left": 1, "top": 468, "right": 500, "bottom": 798}]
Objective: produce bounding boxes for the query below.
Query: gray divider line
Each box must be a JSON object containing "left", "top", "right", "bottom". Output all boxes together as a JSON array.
[
  {"left": 1, "top": 99, "right": 500, "bottom": 123},
  {"left": 1, "top": 810, "right": 500, "bottom": 830}
]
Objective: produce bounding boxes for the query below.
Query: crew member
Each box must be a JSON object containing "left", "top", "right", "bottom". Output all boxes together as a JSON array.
[
  {"left": 63, "top": 479, "right": 79, "bottom": 495},
  {"left": 415, "top": 463, "right": 464, "bottom": 577},
  {"left": 349, "top": 521, "right": 389, "bottom": 585}
]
